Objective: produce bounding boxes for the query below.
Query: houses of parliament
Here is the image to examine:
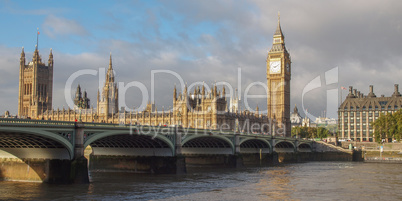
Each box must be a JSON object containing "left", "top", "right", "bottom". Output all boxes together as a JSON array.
[{"left": 17, "top": 16, "right": 291, "bottom": 136}]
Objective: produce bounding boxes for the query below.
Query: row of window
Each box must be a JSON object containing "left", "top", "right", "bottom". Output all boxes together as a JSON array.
[
  {"left": 342, "top": 110, "right": 392, "bottom": 116},
  {"left": 344, "top": 105, "right": 400, "bottom": 110}
]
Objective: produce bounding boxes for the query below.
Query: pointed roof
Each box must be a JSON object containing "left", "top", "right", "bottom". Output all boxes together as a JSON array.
[
  {"left": 293, "top": 104, "right": 298, "bottom": 114},
  {"left": 274, "top": 11, "right": 283, "bottom": 37},
  {"left": 21, "top": 47, "right": 25, "bottom": 57},
  {"left": 109, "top": 52, "right": 113, "bottom": 70}
]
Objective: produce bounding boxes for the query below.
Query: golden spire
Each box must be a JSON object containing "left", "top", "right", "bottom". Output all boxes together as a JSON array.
[
  {"left": 109, "top": 52, "right": 113, "bottom": 70},
  {"left": 274, "top": 11, "right": 283, "bottom": 37}
]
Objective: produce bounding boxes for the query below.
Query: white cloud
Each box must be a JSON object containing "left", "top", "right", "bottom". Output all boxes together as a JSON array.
[
  {"left": 43, "top": 15, "right": 88, "bottom": 39},
  {"left": 1, "top": 1, "right": 402, "bottom": 120}
]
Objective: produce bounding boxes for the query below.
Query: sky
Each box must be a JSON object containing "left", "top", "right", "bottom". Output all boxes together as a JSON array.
[{"left": 1, "top": 0, "right": 401, "bottom": 119}]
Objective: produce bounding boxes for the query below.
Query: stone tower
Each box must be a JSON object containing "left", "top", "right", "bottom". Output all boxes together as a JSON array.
[
  {"left": 97, "top": 53, "right": 118, "bottom": 119},
  {"left": 267, "top": 13, "right": 291, "bottom": 136},
  {"left": 18, "top": 46, "right": 53, "bottom": 118},
  {"left": 74, "top": 84, "right": 90, "bottom": 109}
]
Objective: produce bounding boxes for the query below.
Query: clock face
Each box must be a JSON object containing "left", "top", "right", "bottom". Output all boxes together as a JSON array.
[
  {"left": 270, "top": 61, "right": 281, "bottom": 74},
  {"left": 286, "top": 63, "right": 290, "bottom": 72}
]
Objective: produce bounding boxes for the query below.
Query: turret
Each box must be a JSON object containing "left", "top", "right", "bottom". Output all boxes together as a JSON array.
[
  {"left": 213, "top": 84, "right": 217, "bottom": 97},
  {"left": 33, "top": 45, "right": 41, "bottom": 64},
  {"left": 173, "top": 84, "right": 177, "bottom": 101},
  {"left": 202, "top": 83, "right": 205, "bottom": 97},
  {"left": 48, "top": 48, "right": 53, "bottom": 66},
  {"left": 76, "top": 84, "right": 82, "bottom": 98},
  {"left": 20, "top": 47, "right": 25, "bottom": 65},
  {"left": 18, "top": 47, "right": 26, "bottom": 117},
  {"left": 222, "top": 86, "right": 226, "bottom": 99},
  {"left": 256, "top": 105, "right": 259, "bottom": 116},
  {"left": 47, "top": 48, "right": 54, "bottom": 111},
  {"left": 106, "top": 53, "right": 114, "bottom": 83}
]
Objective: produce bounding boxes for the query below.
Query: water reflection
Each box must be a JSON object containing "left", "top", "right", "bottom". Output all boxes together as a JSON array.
[
  {"left": 256, "top": 167, "right": 293, "bottom": 200},
  {"left": 1, "top": 162, "right": 402, "bottom": 200}
]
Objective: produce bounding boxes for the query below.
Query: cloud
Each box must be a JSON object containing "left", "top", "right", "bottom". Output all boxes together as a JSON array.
[
  {"left": 43, "top": 15, "right": 88, "bottom": 39},
  {"left": 1, "top": 1, "right": 402, "bottom": 120}
]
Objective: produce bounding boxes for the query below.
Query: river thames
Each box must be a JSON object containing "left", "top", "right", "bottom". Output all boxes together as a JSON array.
[{"left": 0, "top": 162, "right": 401, "bottom": 200}]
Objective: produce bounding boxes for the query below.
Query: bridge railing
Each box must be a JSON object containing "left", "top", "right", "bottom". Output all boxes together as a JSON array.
[{"left": 0, "top": 118, "right": 75, "bottom": 127}]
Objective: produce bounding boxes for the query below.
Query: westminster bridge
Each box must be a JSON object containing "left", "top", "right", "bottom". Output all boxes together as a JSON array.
[{"left": 0, "top": 118, "right": 318, "bottom": 183}]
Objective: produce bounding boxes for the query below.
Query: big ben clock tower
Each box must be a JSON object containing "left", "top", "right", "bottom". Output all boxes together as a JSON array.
[{"left": 267, "top": 13, "right": 291, "bottom": 136}]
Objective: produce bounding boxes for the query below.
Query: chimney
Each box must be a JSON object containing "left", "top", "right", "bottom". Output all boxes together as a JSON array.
[
  {"left": 393, "top": 84, "right": 401, "bottom": 97},
  {"left": 353, "top": 89, "right": 357, "bottom": 96},
  {"left": 368, "top": 85, "right": 376, "bottom": 98},
  {"left": 347, "top": 86, "right": 355, "bottom": 98}
]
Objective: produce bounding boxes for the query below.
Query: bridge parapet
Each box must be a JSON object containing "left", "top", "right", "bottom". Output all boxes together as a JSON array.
[{"left": 0, "top": 118, "right": 75, "bottom": 127}]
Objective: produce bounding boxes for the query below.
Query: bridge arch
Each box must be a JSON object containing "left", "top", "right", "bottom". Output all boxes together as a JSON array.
[
  {"left": 181, "top": 135, "right": 234, "bottom": 155},
  {"left": 298, "top": 143, "right": 312, "bottom": 152},
  {"left": 84, "top": 131, "right": 175, "bottom": 157},
  {"left": 239, "top": 138, "right": 271, "bottom": 154},
  {"left": 0, "top": 127, "right": 74, "bottom": 159},
  {"left": 274, "top": 140, "right": 295, "bottom": 152}
]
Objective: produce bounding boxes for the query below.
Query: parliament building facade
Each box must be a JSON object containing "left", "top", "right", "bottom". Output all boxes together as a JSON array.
[{"left": 18, "top": 16, "right": 291, "bottom": 136}]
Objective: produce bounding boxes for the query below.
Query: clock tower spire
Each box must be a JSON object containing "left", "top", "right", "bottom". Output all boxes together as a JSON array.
[{"left": 267, "top": 12, "right": 291, "bottom": 137}]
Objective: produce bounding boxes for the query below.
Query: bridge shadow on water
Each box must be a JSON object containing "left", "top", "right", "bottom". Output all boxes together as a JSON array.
[{"left": 0, "top": 131, "right": 71, "bottom": 182}]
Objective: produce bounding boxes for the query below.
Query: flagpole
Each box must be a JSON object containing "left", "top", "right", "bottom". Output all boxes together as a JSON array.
[{"left": 36, "top": 28, "right": 39, "bottom": 48}]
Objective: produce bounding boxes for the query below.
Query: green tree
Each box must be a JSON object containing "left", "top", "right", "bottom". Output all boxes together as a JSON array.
[
  {"left": 394, "top": 110, "right": 402, "bottom": 141},
  {"left": 307, "top": 127, "right": 317, "bottom": 139},
  {"left": 372, "top": 109, "right": 402, "bottom": 143},
  {"left": 373, "top": 112, "right": 387, "bottom": 142},
  {"left": 291, "top": 126, "right": 309, "bottom": 138},
  {"left": 317, "top": 127, "right": 329, "bottom": 139},
  {"left": 291, "top": 126, "right": 300, "bottom": 138}
]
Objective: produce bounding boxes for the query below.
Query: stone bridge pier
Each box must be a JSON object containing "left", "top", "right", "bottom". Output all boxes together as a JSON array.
[{"left": 71, "top": 123, "right": 89, "bottom": 183}]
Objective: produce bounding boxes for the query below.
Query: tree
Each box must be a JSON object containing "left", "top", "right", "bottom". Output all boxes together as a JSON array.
[
  {"left": 373, "top": 112, "right": 388, "bottom": 142},
  {"left": 307, "top": 127, "right": 317, "bottom": 139},
  {"left": 291, "top": 126, "right": 300, "bottom": 138},
  {"left": 372, "top": 109, "right": 402, "bottom": 143},
  {"left": 317, "top": 127, "right": 329, "bottom": 139},
  {"left": 394, "top": 110, "right": 402, "bottom": 141},
  {"left": 291, "top": 126, "right": 309, "bottom": 138}
]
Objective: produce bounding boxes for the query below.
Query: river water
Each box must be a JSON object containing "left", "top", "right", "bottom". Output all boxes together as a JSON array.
[{"left": 0, "top": 162, "right": 401, "bottom": 200}]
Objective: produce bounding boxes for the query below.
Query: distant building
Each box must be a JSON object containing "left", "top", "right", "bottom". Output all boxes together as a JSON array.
[
  {"left": 290, "top": 105, "right": 316, "bottom": 128},
  {"left": 73, "top": 84, "right": 90, "bottom": 110},
  {"left": 290, "top": 105, "right": 302, "bottom": 127},
  {"left": 338, "top": 85, "right": 402, "bottom": 142},
  {"left": 315, "top": 117, "right": 337, "bottom": 126}
]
